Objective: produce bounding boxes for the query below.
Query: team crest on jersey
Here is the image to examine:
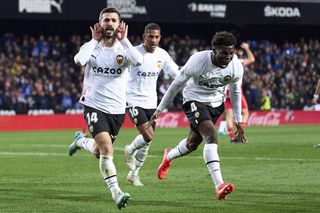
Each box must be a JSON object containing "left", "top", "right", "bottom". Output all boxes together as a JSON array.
[
  {"left": 116, "top": 55, "right": 124, "bottom": 65},
  {"left": 195, "top": 111, "right": 200, "bottom": 118},
  {"left": 157, "top": 61, "right": 162, "bottom": 69},
  {"left": 89, "top": 125, "right": 94, "bottom": 133},
  {"left": 223, "top": 75, "right": 232, "bottom": 84}
]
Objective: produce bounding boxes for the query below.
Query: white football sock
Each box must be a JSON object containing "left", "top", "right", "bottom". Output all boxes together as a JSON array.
[
  {"left": 203, "top": 143, "right": 224, "bottom": 189},
  {"left": 99, "top": 155, "right": 121, "bottom": 200},
  {"left": 76, "top": 137, "right": 95, "bottom": 155},
  {"left": 167, "top": 138, "right": 191, "bottom": 161},
  {"left": 131, "top": 143, "right": 150, "bottom": 176},
  {"left": 127, "top": 134, "right": 149, "bottom": 155}
]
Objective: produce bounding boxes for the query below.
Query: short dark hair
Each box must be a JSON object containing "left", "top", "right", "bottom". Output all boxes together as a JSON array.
[
  {"left": 211, "top": 31, "right": 237, "bottom": 48},
  {"left": 99, "top": 7, "right": 121, "bottom": 21},
  {"left": 144, "top": 23, "right": 161, "bottom": 33}
]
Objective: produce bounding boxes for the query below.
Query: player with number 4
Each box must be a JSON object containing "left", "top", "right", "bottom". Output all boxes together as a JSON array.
[{"left": 148, "top": 31, "right": 247, "bottom": 200}]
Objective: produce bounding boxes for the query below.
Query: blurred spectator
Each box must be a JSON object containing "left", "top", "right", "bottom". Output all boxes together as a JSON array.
[
  {"left": 61, "top": 90, "right": 73, "bottom": 111},
  {"left": 260, "top": 89, "right": 271, "bottom": 110},
  {"left": 0, "top": 32, "right": 319, "bottom": 113}
]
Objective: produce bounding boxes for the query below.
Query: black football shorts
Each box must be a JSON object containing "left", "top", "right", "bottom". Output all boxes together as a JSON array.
[
  {"left": 83, "top": 106, "right": 125, "bottom": 143},
  {"left": 183, "top": 101, "right": 224, "bottom": 132},
  {"left": 126, "top": 106, "right": 156, "bottom": 127}
]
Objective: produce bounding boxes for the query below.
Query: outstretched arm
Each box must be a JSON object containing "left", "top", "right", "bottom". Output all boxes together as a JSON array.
[
  {"left": 229, "top": 77, "right": 242, "bottom": 124},
  {"left": 148, "top": 53, "right": 197, "bottom": 127},
  {"left": 230, "top": 79, "right": 248, "bottom": 143},
  {"left": 229, "top": 62, "right": 248, "bottom": 143},
  {"left": 148, "top": 72, "right": 189, "bottom": 127}
]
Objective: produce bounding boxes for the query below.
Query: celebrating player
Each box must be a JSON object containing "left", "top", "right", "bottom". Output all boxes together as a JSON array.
[
  {"left": 149, "top": 31, "right": 247, "bottom": 200},
  {"left": 67, "top": 7, "right": 143, "bottom": 209},
  {"left": 124, "top": 23, "right": 179, "bottom": 186}
]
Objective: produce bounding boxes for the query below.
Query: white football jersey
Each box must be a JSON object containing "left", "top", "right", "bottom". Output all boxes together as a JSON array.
[
  {"left": 74, "top": 39, "right": 142, "bottom": 114},
  {"left": 126, "top": 44, "right": 179, "bottom": 109},
  {"left": 157, "top": 50, "right": 244, "bottom": 122}
]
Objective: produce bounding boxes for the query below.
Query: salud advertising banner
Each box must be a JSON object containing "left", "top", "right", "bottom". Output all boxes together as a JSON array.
[
  {"left": 0, "top": 110, "right": 320, "bottom": 131},
  {"left": 0, "top": 0, "right": 320, "bottom": 25}
]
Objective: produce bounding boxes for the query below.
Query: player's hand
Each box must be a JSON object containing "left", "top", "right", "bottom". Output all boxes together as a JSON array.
[
  {"left": 90, "top": 23, "right": 103, "bottom": 41},
  {"left": 312, "top": 95, "right": 319, "bottom": 105},
  {"left": 116, "top": 21, "right": 128, "bottom": 41},
  {"left": 235, "top": 122, "right": 248, "bottom": 143},
  {"left": 147, "top": 110, "right": 161, "bottom": 128},
  {"left": 240, "top": 42, "right": 249, "bottom": 50}
]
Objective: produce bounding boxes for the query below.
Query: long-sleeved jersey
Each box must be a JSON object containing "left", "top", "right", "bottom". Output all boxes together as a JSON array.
[
  {"left": 74, "top": 38, "right": 143, "bottom": 114},
  {"left": 157, "top": 50, "right": 244, "bottom": 122}
]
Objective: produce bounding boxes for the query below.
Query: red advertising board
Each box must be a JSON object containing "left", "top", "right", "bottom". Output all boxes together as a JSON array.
[
  {"left": 154, "top": 110, "right": 320, "bottom": 128},
  {"left": 0, "top": 110, "right": 319, "bottom": 131},
  {"left": 247, "top": 110, "right": 320, "bottom": 126}
]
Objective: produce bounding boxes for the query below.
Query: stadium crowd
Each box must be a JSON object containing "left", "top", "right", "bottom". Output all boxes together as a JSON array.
[{"left": 0, "top": 32, "right": 319, "bottom": 113}]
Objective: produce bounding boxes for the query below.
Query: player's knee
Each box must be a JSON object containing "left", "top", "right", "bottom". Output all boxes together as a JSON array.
[
  {"left": 92, "top": 144, "right": 100, "bottom": 158},
  {"left": 142, "top": 133, "right": 153, "bottom": 142},
  {"left": 93, "top": 151, "right": 100, "bottom": 159},
  {"left": 186, "top": 142, "right": 199, "bottom": 151}
]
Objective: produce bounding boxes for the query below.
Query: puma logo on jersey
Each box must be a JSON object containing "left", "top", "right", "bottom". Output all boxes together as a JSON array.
[
  {"left": 137, "top": 71, "right": 159, "bottom": 77},
  {"left": 92, "top": 67, "right": 123, "bottom": 75}
]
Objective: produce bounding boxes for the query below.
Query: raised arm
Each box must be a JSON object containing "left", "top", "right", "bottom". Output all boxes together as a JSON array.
[
  {"left": 74, "top": 39, "right": 98, "bottom": 66},
  {"left": 240, "top": 42, "right": 255, "bottom": 67},
  {"left": 117, "top": 21, "right": 143, "bottom": 66},
  {"left": 312, "top": 79, "right": 320, "bottom": 104},
  {"left": 74, "top": 23, "right": 103, "bottom": 66}
]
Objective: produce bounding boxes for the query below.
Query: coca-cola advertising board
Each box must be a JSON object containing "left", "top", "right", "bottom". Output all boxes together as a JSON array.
[
  {"left": 247, "top": 110, "right": 320, "bottom": 126},
  {"left": 154, "top": 110, "right": 320, "bottom": 128},
  {"left": 0, "top": 110, "right": 320, "bottom": 131}
]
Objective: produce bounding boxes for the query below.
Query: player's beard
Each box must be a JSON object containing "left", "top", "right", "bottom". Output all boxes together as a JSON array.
[
  {"left": 104, "top": 31, "right": 114, "bottom": 39},
  {"left": 105, "top": 33, "right": 113, "bottom": 39},
  {"left": 104, "top": 27, "right": 115, "bottom": 39}
]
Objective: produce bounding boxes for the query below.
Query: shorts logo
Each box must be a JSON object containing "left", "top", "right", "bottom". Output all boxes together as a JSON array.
[
  {"left": 116, "top": 55, "right": 124, "bottom": 65},
  {"left": 133, "top": 118, "right": 138, "bottom": 125},
  {"left": 89, "top": 125, "right": 94, "bottom": 133},
  {"left": 195, "top": 111, "right": 200, "bottom": 118}
]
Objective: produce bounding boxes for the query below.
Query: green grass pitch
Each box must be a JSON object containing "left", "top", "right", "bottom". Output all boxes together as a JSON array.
[{"left": 0, "top": 125, "right": 319, "bottom": 213}]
